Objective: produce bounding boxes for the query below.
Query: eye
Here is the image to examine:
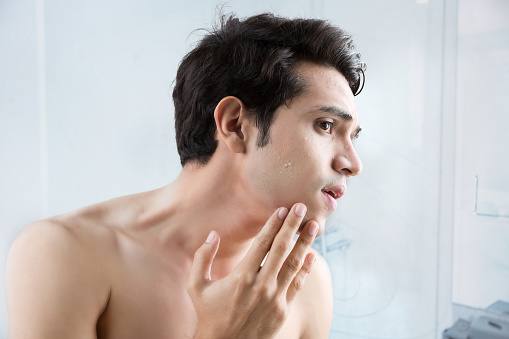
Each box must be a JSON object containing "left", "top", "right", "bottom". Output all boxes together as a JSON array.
[
  {"left": 352, "top": 128, "right": 361, "bottom": 140},
  {"left": 317, "top": 121, "right": 334, "bottom": 134}
]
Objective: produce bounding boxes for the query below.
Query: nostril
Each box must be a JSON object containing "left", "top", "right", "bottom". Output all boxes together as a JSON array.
[{"left": 342, "top": 168, "right": 353, "bottom": 177}]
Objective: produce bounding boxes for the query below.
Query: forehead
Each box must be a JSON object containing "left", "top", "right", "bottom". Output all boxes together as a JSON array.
[{"left": 291, "top": 62, "right": 358, "bottom": 120}]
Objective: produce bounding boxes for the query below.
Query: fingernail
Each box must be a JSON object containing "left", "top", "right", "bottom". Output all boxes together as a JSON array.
[
  {"left": 278, "top": 207, "right": 289, "bottom": 220},
  {"left": 206, "top": 231, "right": 215, "bottom": 244},
  {"left": 307, "top": 222, "right": 319, "bottom": 235},
  {"left": 295, "top": 203, "right": 306, "bottom": 217},
  {"left": 308, "top": 253, "right": 316, "bottom": 264}
]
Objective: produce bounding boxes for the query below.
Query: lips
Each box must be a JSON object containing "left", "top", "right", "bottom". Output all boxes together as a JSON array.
[{"left": 321, "top": 184, "right": 346, "bottom": 211}]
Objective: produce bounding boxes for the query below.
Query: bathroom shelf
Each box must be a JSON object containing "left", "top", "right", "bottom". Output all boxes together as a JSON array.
[{"left": 473, "top": 175, "right": 509, "bottom": 219}]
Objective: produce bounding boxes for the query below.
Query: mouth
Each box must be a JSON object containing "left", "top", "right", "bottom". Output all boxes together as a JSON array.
[{"left": 321, "top": 185, "right": 346, "bottom": 211}]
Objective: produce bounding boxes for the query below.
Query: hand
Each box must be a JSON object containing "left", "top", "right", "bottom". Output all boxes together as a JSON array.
[{"left": 187, "top": 203, "right": 319, "bottom": 339}]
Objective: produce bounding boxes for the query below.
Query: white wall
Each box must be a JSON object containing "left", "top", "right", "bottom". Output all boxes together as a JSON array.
[
  {"left": 1, "top": 1, "right": 45, "bottom": 336},
  {"left": 4, "top": 1, "right": 505, "bottom": 338}
]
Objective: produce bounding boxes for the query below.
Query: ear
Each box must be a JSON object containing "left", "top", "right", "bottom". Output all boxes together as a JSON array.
[{"left": 214, "top": 96, "right": 252, "bottom": 154}]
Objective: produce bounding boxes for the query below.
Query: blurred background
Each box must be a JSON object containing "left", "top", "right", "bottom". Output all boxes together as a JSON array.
[{"left": 1, "top": 0, "right": 508, "bottom": 338}]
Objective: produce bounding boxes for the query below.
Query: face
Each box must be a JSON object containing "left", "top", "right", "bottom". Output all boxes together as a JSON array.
[{"left": 242, "top": 62, "right": 363, "bottom": 235}]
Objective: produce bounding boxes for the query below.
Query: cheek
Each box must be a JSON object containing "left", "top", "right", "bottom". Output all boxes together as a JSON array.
[
  {"left": 274, "top": 135, "right": 326, "bottom": 193},
  {"left": 245, "top": 147, "right": 292, "bottom": 207},
  {"left": 291, "top": 135, "right": 327, "bottom": 176},
  {"left": 246, "top": 133, "right": 331, "bottom": 209}
]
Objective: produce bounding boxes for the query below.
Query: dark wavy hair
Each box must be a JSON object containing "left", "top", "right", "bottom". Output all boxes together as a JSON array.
[{"left": 173, "top": 12, "right": 365, "bottom": 166}]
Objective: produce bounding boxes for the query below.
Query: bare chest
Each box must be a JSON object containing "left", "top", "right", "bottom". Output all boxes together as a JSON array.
[{"left": 96, "top": 255, "right": 303, "bottom": 339}]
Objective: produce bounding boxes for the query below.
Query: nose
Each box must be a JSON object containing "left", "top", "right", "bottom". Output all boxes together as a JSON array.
[{"left": 332, "top": 142, "right": 362, "bottom": 177}]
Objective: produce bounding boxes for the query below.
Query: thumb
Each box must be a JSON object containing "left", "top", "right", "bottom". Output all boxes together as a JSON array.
[{"left": 188, "top": 231, "right": 220, "bottom": 292}]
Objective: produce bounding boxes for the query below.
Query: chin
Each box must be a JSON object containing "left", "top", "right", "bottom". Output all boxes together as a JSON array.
[
  {"left": 315, "top": 222, "right": 326, "bottom": 237},
  {"left": 314, "top": 217, "right": 327, "bottom": 236},
  {"left": 297, "top": 211, "right": 327, "bottom": 236}
]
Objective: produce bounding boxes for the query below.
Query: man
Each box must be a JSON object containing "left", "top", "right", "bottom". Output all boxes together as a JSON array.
[{"left": 6, "top": 12, "right": 364, "bottom": 338}]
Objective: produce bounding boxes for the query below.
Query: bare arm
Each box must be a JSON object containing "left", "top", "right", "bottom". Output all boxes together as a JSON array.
[{"left": 6, "top": 221, "right": 110, "bottom": 339}]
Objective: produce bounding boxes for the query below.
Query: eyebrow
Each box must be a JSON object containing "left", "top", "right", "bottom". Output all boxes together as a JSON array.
[{"left": 308, "top": 105, "right": 362, "bottom": 138}]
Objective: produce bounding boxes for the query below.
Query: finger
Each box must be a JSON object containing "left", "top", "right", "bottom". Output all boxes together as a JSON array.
[
  {"left": 277, "top": 220, "right": 318, "bottom": 290},
  {"left": 259, "top": 203, "right": 306, "bottom": 280},
  {"left": 286, "top": 252, "right": 315, "bottom": 303},
  {"left": 235, "top": 207, "right": 288, "bottom": 273},
  {"left": 187, "top": 231, "right": 220, "bottom": 294}
]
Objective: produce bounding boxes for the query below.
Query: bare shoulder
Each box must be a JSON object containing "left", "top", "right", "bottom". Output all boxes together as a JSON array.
[
  {"left": 296, "top": 247, "right": 334, "bottom": 339},
  {"left": 6, "top": 216, "right": 113, "bottom": 338}
]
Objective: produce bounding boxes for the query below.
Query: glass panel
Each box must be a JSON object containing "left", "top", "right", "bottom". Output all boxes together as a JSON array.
[
  {"left": 453, "top": 0, "right": 509, "bottom": 309},
  {"left": 315, "top": 0, "right": 446, "bottom": 337}
]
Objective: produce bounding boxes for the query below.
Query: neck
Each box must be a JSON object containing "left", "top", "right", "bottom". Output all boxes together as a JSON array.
[{"left": 147, "top": 151, "right": 270, "bottom": 279}]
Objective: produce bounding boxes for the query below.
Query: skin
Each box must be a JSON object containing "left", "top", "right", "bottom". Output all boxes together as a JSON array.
[{"left": 6, "top": 61, "right": 362, "bottom": 338}]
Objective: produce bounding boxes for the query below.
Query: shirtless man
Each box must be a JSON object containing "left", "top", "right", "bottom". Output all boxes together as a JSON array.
[{"left": 6, "top": 13, "right": 364, "bottom": 338}]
